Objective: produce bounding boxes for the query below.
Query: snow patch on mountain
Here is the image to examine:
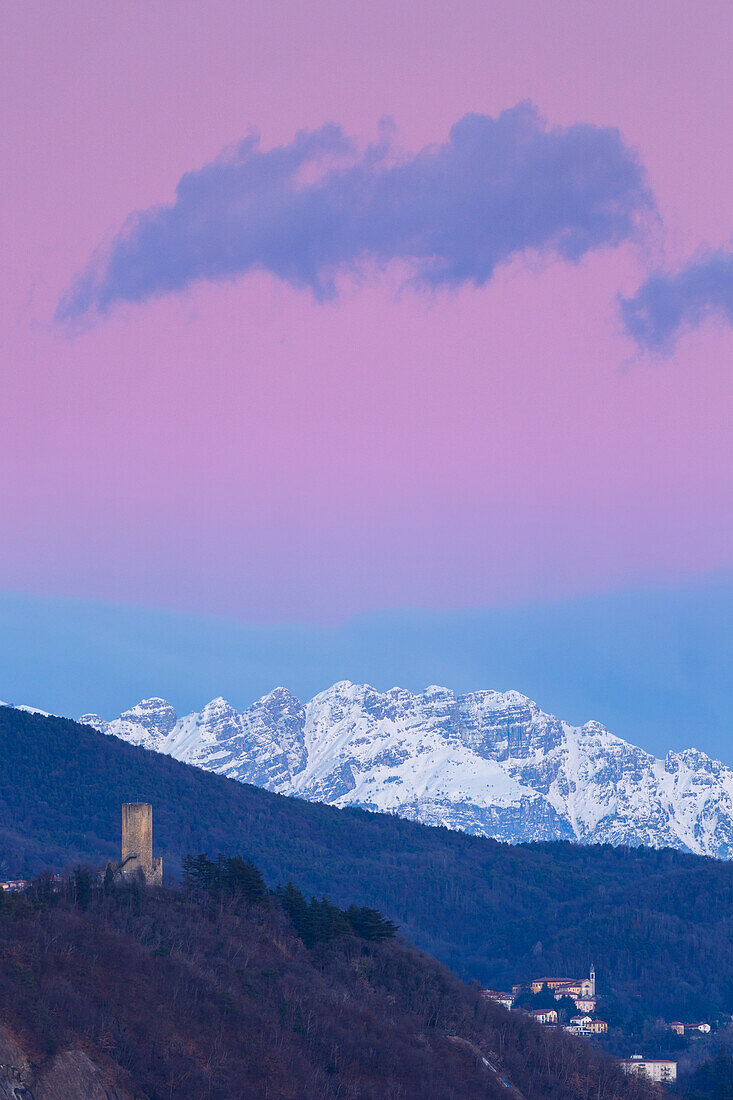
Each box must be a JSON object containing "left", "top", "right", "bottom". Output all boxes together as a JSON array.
[
  {"left": 77, "top": 681, "right": 733, "bottom": 857},
  {"left": 2, "top": 701, "right": 54, "bottom": 717}
]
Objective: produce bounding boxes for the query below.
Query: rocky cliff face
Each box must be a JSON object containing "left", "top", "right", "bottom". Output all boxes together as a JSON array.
[
  {"left": 0, "top": 1025, "right": 128, "bottom": 1099},
  {"left": 80, "top": 681, "right": 733, "bottom": 858}
]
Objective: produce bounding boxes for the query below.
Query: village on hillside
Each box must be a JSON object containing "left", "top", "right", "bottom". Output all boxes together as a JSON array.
[
  {"left": 482, "top": 966, "right": 716, "bottom": 1085},
  {"left": 483, "top": 965, "right": 609, "bottom": 1036}
]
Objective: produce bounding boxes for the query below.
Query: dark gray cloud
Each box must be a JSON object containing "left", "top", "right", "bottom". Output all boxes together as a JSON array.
[
  {"left": 620, "top": 249, "right": 733, "bottom": 352},
  {"left": 57, "top": 103, "right": 652, "bottom": 321}
]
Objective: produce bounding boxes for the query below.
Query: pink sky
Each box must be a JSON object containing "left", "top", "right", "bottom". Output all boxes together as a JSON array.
[{"left": 2, "top": 0, "right": 732, "bottom": 620}]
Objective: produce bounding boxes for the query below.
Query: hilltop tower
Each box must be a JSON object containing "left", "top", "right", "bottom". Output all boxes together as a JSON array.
[{"left": 119, "top": 803, "right": 163, "bottom": 885}]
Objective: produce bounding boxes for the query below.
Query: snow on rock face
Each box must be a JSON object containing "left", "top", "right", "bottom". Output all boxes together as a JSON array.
[
  {"left": 79, "top": 713, "right": 110, "bottom": 734},
  {"left": 111, "top": 698, "right": 179, "bottom": 750},
  {"left": 81, "top": 682, "right": 733, "bottom": 858}
]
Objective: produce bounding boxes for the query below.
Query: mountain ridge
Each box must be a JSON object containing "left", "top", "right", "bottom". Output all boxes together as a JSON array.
[
  {"left": 78, "top": 679, "right": 733, "bottom": 858},
  {"left": 4, "top": 702, "right": 733, "bottom": 1022}
]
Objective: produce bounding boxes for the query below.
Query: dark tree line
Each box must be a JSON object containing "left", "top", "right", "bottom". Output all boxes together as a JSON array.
[
  {"left": 181, "top": 851, "right": 397, "bottom": 946},
  {"left": 182, "top": 852, "right": 267, "bottom": 902},
  {"left": 275, "top": 881, "right": 398, "bottom": 946}
]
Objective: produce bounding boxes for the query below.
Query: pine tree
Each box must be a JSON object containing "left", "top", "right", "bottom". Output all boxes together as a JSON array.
[{"left": 345, "top": 905, "right": 398, "bottom": 942}]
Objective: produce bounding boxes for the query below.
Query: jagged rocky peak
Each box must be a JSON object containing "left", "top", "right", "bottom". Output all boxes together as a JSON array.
[
  {"left": 120, "top": 697, "right": 177, "bottom": 737},
  {"left": 306, "top": 680, "right": 370, "bottom": 728},
  {"left": 254, "top": 686, "right": 304, "bottom": 720},
  {"left": 95, "top": 697, "right": 180, "bottom": 752},
  {"left": 666, "top": 746, "right": 719, "bottom": 774},
  {"left": 199, "top": 696, "right": 239, "bottom": 722}
]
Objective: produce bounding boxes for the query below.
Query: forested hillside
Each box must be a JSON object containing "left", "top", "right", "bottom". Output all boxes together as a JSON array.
[
  {"left": 675, "top": 1048, "right": 733, "bottom": 1098},
  {"left": 0, "top": 863, "right": 655, "bottom": 1099},
  {"left": 2, "top": 706, "right": 733, "bottom": 1022}
]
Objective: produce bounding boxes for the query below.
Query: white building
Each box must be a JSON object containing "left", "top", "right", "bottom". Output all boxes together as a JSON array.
[
  {"left": 619, "top": 1056, "right": 677, "bottom": 1083},
  {"left": 482, "top": 990, "right": 514, "bottom": 1010},
  {"left": 529, "top": 1008, "right": 557, "bottom": 1025}
]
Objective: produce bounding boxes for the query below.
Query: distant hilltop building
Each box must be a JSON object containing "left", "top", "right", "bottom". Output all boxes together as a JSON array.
[
  {"left": 118, "top": 803, "right": 163, "bottom": 885},
  {"left": 514, "top": 965, "right": 596, "bottom": 1010}
]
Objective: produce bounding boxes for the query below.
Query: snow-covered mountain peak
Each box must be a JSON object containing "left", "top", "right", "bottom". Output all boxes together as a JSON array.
[
  {"left": 104, "top": 697, "right": 178, "bottom": 750},
  {"left": 78, "top": 712, "right": 107, "bottom": 730},
  {"left": 315, "top": 679, "right": 361, "bottom": 698},
  {"left": 79, "top": 712, "right": 109, "bottom": 733},
  {"left": 199, "top": 696, "right": 237, "bottom": 720},
  {"left": 665, "top": 746, "right": 721, "bottom": 776},
  {"left": 122, "top": 696, "right": 172, "bottom": 711},
  {"left": 264, "top": 685, "right": 299, "bottom": 700},
  {"left": 423, "top": 684, "right": 453, "bottom": 697},
  {"left": 121, "top": 696, "right": 176, "bottom": 727},
  {"left": 76, "top": 681, "right": 733, "bottom": 859},
  {"left": 254, "top": 686, "right": 303, "bottom": 713}
]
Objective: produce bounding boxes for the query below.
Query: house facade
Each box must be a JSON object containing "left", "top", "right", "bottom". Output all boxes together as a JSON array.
[
  {"left": 619, "top": 1057, "right": 677, "bottom": 1083},
  {"left": 529, "top": 1008, "right": 558, "bottom": 1025},
  {"left": 569, "top": 1015, "right": 607, "bottom": 1034},
  {"left": 531, "top": 978, "right": 572, "bottom": 994}
]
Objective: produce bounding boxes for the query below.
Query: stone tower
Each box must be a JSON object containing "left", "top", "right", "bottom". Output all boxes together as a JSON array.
[
  {"left": 120, "top": 803, "right": 163, "bottom": 885},
  {"left": 590, "top": 963, "right": 596, "bottom": 997}
]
